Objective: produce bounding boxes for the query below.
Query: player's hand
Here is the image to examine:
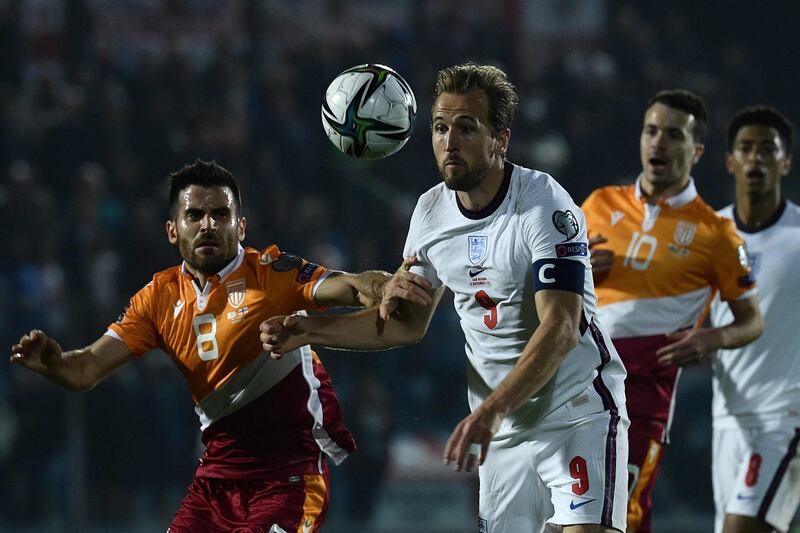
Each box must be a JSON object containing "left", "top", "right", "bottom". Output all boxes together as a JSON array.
[
  {"left": 10, "top": 329, "right": 63, "bottom": 373},
  {"left": 378, "top": 256, "right": 433, "bottom": 321},
  {"left": 656, "top": 328, "right": 718, "bottom": 366},
  {"left": 588, "top": 235, "right": 614, "bottom": 285},
  {"left": 259, "top": 315, "right": 308, "bottom": 359},
  {"left": 443, "top": 405, "right": 503, "bottom": 473}
]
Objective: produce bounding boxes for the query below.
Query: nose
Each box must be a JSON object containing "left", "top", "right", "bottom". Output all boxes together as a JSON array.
[
  {"left": 444, "top": 130, "right": 458, "bottom": 152},
  {"left": 199, "top": 214, "right": 216, "bottom": 232}
]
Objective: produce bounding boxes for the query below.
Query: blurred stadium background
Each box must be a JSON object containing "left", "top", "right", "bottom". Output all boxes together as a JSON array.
[{"left": 1, "top": 1, "right": 799, "bottom": 531}]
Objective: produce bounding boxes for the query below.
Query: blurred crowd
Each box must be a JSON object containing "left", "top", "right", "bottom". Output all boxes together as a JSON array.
[{"left": 1, "top": 0, "right": 798, "bottom": 530}]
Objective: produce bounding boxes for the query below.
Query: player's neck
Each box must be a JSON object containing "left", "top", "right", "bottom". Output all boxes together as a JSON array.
[
  {"left": 735, "top": 188, "right": 782, "bottom": 228},
  {"left": 457, "top": 162, "right": 506, "bottom": 211},
  {"left": 639, "top": 175, "right": 690, "bottom": 203}
]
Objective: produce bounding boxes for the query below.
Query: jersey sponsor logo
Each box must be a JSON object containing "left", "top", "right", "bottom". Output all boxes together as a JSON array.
[
  {"left": 552, "top": 210, "right": 580, "bottom": 241},
  {"left": 673, "top": 221, "right": 697, "bottom": 246},
  {"left": 468, "top": 236, "right": 488, "bottom": 264},
  {"left": 611, "top": 210, "right": 624, "bottom": 225},
  {"left": 173, "top": 299, "right": 185, "bottom": 318},
  {"left": 555, "top": 242, "right": 588, "bottom": 258},
  {"left": 469, "top": 267, "right": 487, "bottom": 277},
  {"left": 569, "top": 497, "right": 596, "bottom": 510},
  {"left": 736, "top": 494, "right": 759, "bottom": 501},
  {"left": 272, "top": 253, "right": 302, "bottom": 272},
  {"left": 226, "top": 279, "right": 246, "bottom": 308},
  {"left": 297, "top": 262, "right": 320, "bottom": 284}
]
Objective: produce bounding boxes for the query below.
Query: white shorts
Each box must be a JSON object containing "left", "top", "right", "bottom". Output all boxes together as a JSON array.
[
  {"left": 478, "top": 390, "right": 629, "bottom": 533},
  {"left": 713, "top": 425, "right": 800, "bottom": 533}
]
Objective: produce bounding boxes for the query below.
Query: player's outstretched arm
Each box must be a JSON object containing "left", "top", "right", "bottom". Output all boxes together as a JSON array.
[
  {"left": 261, "top": 284, "right": 444, "bottom": 357},
  {"left": 656, "top": 295, "right": 763, "bottom": 366},
  {"left": 10, "top": 330, "right": 135, "bottom": 391},
  {"left": 315, "top": 257, "right": 434, "bottom": 309}
]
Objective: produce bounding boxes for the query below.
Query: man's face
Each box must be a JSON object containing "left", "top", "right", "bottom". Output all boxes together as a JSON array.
[
  {"left": 167, "top": 185, "right": 245, "bottom": 275},
  {"left": 431, "top": 90, "right": 508, "bottom": 191},
  {"left": 726, "top": 125, "right": 791, "bottom": 200},
  {"left": 640, "top": 102, "right": 704, "bottom": 188}
]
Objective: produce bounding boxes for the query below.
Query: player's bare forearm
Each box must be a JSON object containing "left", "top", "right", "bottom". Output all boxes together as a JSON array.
[
  {"left": 10, "top": 332, "right": 133, "bottom": 391},
  {"left": 315, "top": 270, "right": 391, "bottom": 308},
  {"left": 262, "top": 291, "right": 441, "bottom": 356},
  {"left": 480, "top": 317, "right": 579, "bottom": 417},
  {"left": 714, "top": 296, "right": 763, "bottom": 349}
]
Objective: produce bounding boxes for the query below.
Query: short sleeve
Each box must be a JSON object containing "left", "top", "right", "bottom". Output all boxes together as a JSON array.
[
  {"left": 713, "top": 219, "right": 756, "bottom": 301},
  {"left": 258, "top": 245, "right": 330, "bottom": 312},
  {"left": 526, "top": 196, "right": 590, "bottom": 268},
  {"left": 403, "top": 199, "right": 443, "bottom": 289},
  {"left": 107, "top": 282, "right": 162, "bottom": 356}
]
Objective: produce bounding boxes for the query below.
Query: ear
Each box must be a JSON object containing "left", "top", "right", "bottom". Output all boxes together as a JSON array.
[
  {"left": 692, "top": 143, "right": 705, "bottom": 164},
  {"left": 166, "top": 220, "right": 178, "bottom": 245},
  {"left": 494, "top": 128, "right": 511, "bottom": 158},
  {"left": 725, "top": 152, "right": 735, "bottom": 175},
  {"left": 238, "top": 216, "right": 247, "bottom": 242},
  {"left": 781, "top": 154, "right": 792, "bottom": 176}
]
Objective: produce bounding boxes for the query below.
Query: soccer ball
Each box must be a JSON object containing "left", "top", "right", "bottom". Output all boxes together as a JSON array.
[{"left": 321, "top": 64, "right": 417, "bottom": 160}]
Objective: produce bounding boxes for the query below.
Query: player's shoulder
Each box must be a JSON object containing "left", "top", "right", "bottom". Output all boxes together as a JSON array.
[
  {"left": 512, "top": 163, "right": 575, "bottom": 208},
  {"left": 715, "top": 203, "right": 735, "bottom": 220},
  {"left": 584, "top": 183, "right": 635, "bottom": 204},
  {"left": 149, "top": 264, "right": 183, "bottom": 289},
  {"left": 690, "top": 196, "right": 737, "bottom": 231},
  {"left": 782, "top": 198, "right": 800, "bottom": 224}
]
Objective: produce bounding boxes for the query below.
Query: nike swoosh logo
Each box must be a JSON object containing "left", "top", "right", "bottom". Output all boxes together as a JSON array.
[
  {"left": 173, "top": 300, "right": 184, "bottom": 318},
  {"left": 569, "top": 498, "right": 596, "bottom": 510},
  {"left": 469, "top": 268, "right": 487, "bottom": 277},
  {"left": 736, "top": 494, "right": 759, "bottom": 500}
]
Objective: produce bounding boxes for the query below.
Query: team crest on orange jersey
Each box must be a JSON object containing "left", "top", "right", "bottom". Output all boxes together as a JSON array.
[
  {"left": 673, "top": 221, "right": 697, "bottom": 246},
  {"left": 226, "top": 279, "right": 246, "bottom": 308}
]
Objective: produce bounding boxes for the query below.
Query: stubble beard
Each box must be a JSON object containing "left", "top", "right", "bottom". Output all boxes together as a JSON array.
[
  {"left": 441, "top": 159, "right": 491, "bottom": 192},
  {"left": 178, "top": 236, "right": 237, "bottom": 276}
]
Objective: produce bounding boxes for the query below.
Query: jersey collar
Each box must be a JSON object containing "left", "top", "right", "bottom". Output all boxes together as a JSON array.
[
  {"left": 456, "top": 161, "right": 513, "bottom": 220},
  {"left": 733, "top": 197, "right": 787, "bottom": 234},
  {"left": 634, "top": 174, "right": 698, "bottom": 208}
]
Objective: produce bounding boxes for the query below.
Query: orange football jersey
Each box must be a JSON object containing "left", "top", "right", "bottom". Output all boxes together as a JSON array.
[
  {"left": 582, "top": 178, "right": 755, "bottom": 340},
  {"left": 108, "top": 244, "right": 328, "bottom": 403}
]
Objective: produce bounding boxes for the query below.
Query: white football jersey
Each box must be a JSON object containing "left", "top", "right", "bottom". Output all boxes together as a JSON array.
[
  {"left": 710, "top": 199, "right": 800, "bottom": 428},
  {"left": 403, "top": 163, "right": 626, "bottom": 438}
]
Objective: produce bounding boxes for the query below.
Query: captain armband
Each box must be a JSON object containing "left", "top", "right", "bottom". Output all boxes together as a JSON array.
[{"left": 532, "top": 258, "right": 585, "bottom": 295}]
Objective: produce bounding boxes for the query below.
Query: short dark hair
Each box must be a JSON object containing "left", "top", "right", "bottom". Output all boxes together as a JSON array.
[
  {"left": 647, "top": 89, "right": 708, "bottom": 143},
  {"left": 727, "top": 105, "right": 794, "bottom": 153},
  {"left": 433, "top": 63, "right": 519, "bottom": 136},
  {"left": 167, "top": 160, "right": 241, "bottom": 219}
]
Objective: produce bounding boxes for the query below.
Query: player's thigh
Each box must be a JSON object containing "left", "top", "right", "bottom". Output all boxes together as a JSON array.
[
  {"left": 712, "top": 426, "right": 747, "bottom": 533},
  {"left": 723, "top": 426, "right": 800, "bottom": 533},
  {"left": 479, "top": 439, "right": 550, "bottom": 533},
  {"left": 540, "top": 407, "right": 628, "bottom": 532}
]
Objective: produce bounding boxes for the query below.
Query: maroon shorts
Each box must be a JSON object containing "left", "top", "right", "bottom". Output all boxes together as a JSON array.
[
  {"left": 626, "top": 418, "right": 667, "bottom": 533},
  {"left": 168, "top": 461, "right": 330, "bottom": 533}
]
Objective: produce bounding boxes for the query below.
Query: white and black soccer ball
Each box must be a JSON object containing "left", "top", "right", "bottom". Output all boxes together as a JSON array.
[{"left": 321, "top": 64, "right": 417, "bottom": 160}]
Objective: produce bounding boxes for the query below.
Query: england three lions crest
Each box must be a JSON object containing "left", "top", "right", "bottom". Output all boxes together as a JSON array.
[
  {"left": 226, "top": 279, "right": 246, "bottom": 308},
  {"left": 673, "top": 221, "right": 697, "bottom": 247},
  {"left": 468, "top": 236, "right": 488, "bottom": 265}
]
